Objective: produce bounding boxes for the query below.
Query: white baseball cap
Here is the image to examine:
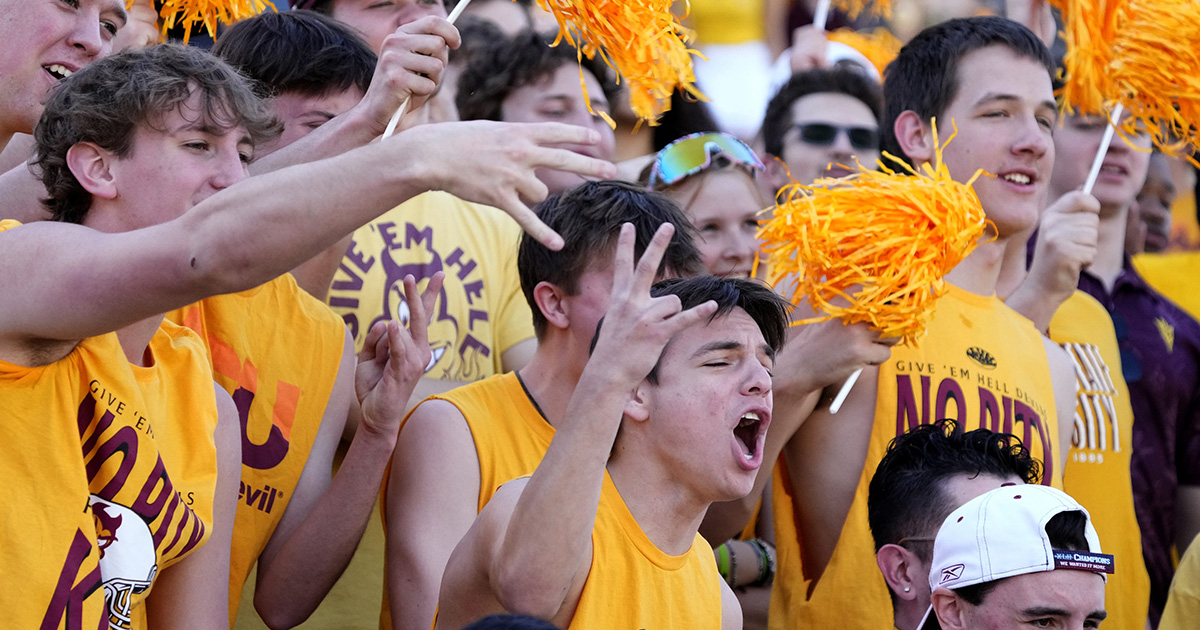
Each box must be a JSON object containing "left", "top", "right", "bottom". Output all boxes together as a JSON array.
[{"left": 916, "top": 485, "right": 1113, "bottom": 630}]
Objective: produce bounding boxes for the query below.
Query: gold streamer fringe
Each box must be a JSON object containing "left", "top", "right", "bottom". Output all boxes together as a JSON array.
[
  {"left": 758, "top": 120, "right": 990, "bottom": 346},
  {"left": 534, "top": 0, "right": 705, "bottom": 124},
  {"left": 828, "top": 27, "right": 901, "bottom": 77},
  {"left": 1054, "top": 0, "right": 1199, "bottom": 164},
  {"left": 831, "top": 0, "right": 894, "bottom": 20},
  {"left": 147, "top": 0, "right": 276, "bottom": 44}
]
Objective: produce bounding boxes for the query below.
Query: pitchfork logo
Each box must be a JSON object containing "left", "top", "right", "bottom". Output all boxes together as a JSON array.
[
  {"left": 939, "top": 563, "right": 966, "bottom": 584},
  {"left": 91, "top": 496, "right": 159, "bottom": 630}
]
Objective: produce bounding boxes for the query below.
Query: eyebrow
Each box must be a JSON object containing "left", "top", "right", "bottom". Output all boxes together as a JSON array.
[
  {"left": 103, "top": 1, "right": 129, "bottom": 26},
  {"left": 973, "top": 92, "right": 1058, "bottom": 114},
  {"left": 691, "top": 340, "right": 777, "bottom": 362}
]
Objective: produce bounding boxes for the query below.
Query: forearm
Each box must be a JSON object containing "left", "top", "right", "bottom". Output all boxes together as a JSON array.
[
  {"left": 183, "top": 141, "right": 431, "bottom": 297},
  {"left": 254, "top": 429, "right": 396, "bottom": 628},
  {"left": 493, "top": 370, "right": 626, "bottom": 616}
]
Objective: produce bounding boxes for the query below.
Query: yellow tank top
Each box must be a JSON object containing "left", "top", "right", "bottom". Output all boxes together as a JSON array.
[
  {"left": 569, "top": 474, "right": 724, "bottom": 628},
  {"left": 0, "top": 317, "right": 219, "bottom": 630},
  {"left": 328, "top": 192, "right": 535, "bottom": 381},
  {"left": 166, "top": 273, "right": 346, "bottom": 622},
  {"left": 1050, "top": 290, "right": 1150, "bottom": 630},
  {"left": 379, "top": 371, "right": 556, "bottom": 628},
  {"left": 771, "top": 286, "right": 1063, "bottom": 630},
  {"left": 1133, "top": 252, "right": 1200, "bottom": 322}
]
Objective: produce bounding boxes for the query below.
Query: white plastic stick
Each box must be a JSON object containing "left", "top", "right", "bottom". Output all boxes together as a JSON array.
[
  {"left": 813, "top": 0, "right": 832, "bottom": 31},
  {"left": 381, "top": 0, "right": 474, "bottom": 140},
  {"left": 829, "top": 367, "right": 862, "bottom": 414},
  {"left": 1081, "top": 103, "right": 1125, "bottom": 195}
]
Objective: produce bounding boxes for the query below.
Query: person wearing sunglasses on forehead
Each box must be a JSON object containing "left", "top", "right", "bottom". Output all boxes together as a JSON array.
[
  {"left": 761, "top": 67, "right": 884, "bottom": 191},
  {"left": 646, "top": 132, "right": 770, "bottom": 280}
]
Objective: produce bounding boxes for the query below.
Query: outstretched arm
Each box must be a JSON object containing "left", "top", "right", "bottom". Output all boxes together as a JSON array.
[
  {"left": 435, "top": 224, "right": 718, "bottom": 627},
  {"left": 253, "top": 274, "right": 441, "bottom": 629},
  {"left": 0, "top": 120, "right": 615, "bottom": 357}
]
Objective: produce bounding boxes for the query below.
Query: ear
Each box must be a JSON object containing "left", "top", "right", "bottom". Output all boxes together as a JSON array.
[
  {"left": 623, "top": 380, "right": 652, "bottom": 423},
  {"left": 533, "top": 281, "right": 570, "bottom": 331},
  {"left": 930, "top": 589, "right": 969, "bottom": 630},
  {"left": 894, "top": 111, "right": 935, "bottom": 165},
  {"left": 764, "top": 157, "right": 791, "bottom": 195},
  {"left": 876, "top": 544, "right": 922, "bottom": 601},
  {"left": 65, "top": 142, "right": 118, "bottom": 199}
]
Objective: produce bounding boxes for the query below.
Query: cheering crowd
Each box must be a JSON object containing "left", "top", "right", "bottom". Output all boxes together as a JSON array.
[{"left": 1, "top": 0, "right": 1198, "bottom": 629}]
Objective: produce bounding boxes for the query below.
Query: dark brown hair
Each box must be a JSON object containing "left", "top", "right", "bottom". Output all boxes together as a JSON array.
[{"left": 35, "top": 44, "right": 281, "bottom": 224}]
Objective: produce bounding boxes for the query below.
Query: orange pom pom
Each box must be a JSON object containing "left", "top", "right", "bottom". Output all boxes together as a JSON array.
[
  {"left": 1055, "top": 0, "right": 1200, "bottom": 164},
  {"left": 828, "top": 27, "right": 901, "bottom": 77},
  {"left": 831, "top": 0, "right": 893, "bottom": 20},
  {"left": 759, "top": 120, "right": 991, "bottom": 346},
  {"left": 149, "top": 0, "right": 276, "bottom": 44},
  {"left": 533, "top": 0, "right": 705, "bottom": 124}
]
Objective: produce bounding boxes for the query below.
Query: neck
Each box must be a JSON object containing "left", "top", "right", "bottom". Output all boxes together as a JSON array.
[
  {"left": 116, "top": 314, "right": 166, "bottom": 367},
  {"left": 517, "top": 336, "right": 587, "bottom": 428},
  {"left": 1090, "top": 203, "right": 1128, "bottom": 292},
  {"left": 606, "top": 451, "right": 708, "bottom": 556},
  {"left": 894, "top": 597, "right": 929, "bottom": 630},
  {"left": 944, "top": 234, "right": 1008, "bottom": 295},
  {"left": 994, "top": 229, "right": 1033, "bottom": 298}
]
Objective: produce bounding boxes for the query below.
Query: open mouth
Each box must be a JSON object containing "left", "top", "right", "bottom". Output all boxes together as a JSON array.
[
  {"left": 44, "top": 64, "right": 73, "bottom": 81},
  {"left": 1099, "top": 164, "right": 1128, "bottom": 177},
  {"left": 734, "top": 411, "right": 762, "bottom": 460}
]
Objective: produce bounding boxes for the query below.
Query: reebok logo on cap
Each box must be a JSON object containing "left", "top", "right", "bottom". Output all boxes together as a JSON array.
[{"left": 939, "top": 564, "right": 965, "bottom": 584}]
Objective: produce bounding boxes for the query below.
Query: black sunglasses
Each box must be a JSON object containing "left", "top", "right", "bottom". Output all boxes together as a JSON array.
[{"left": 795, "top": 123, "right": 880, "bottom": 151}]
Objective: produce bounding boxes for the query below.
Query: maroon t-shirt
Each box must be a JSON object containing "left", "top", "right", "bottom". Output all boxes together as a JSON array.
[{"left": 1079, "top": 259, "right": 1200, "bottom": 626}]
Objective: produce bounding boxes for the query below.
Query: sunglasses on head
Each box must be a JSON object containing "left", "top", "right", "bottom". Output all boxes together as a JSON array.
[
  {"left": 649, "top": 132, "right": 765, "bottom": 188},
  {"left": 794, "top": 123, "right": 880, "bottom": 151}
]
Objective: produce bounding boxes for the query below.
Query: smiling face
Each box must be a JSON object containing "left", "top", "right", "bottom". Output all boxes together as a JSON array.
[
  {"left": 637, "top": 308, "right": 774, "bottom": 503},
  {"left": 1050, "top": 113, "right": 1152, "bottom": 219},
  {"left": 328, "top": 0, "right": 446, "bottom": 53},
  {"left": 666, "top": 168, "right": 764, "bottom": 278},
  {"left": 500, "top": 64, "right": 615, "bottom": 195},
  {"left": 0, "top": 0, "right": 127, "bottom": 138},
  {"left": 931, "top": 45, "right": 1057, "bottom": 237},
  {"left": 88, "top": 91, "right": 253, "bottom": 232},
  {"left": 949, "top": 570, "right": 1107, "bottom": 630}
]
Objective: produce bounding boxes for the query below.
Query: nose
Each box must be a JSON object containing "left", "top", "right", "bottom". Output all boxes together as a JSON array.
[
  {"left": 727, "top": 231, "right": 759, "bottom": 265},
  {"left": 211, "top": 150, "right": 250, "bottom": 191},
  {"left": 743, "top": 361, "right": 773, "bottom": 396},
  {"left": 67, "top": 13, "right": 106, "bottom": 58},
  {"left": 1012, "top": 114, "right": 1051, "bottom": 158},
  {"left": 830, "top": 129, "right": 855, "bottom": 156}
]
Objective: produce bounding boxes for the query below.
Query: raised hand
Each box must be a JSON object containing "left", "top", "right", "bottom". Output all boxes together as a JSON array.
[
  {"left": 360, "top": 16, "right": 461, "bottom": 136},
  {"left": 401, "top": 120, "right": 617, "bottom": 251},
  {"left": 588, "top": 223, "right": 718, "bottom": 386},
  {"left": 355, "top": 272, "right": 445, "bottom": 437},
  {"left": 1028, "top": 190, "right": 1100, "bottom": 300}
]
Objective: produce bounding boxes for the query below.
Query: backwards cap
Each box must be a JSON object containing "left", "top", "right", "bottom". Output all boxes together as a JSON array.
[{"left": 917, "top": 485, "right": 1112, "bottom": 630}]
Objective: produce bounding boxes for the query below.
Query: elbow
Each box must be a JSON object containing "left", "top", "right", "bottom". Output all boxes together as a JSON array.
[{"left": 492, "top": 564, "right": 567, "bottom": 621}]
